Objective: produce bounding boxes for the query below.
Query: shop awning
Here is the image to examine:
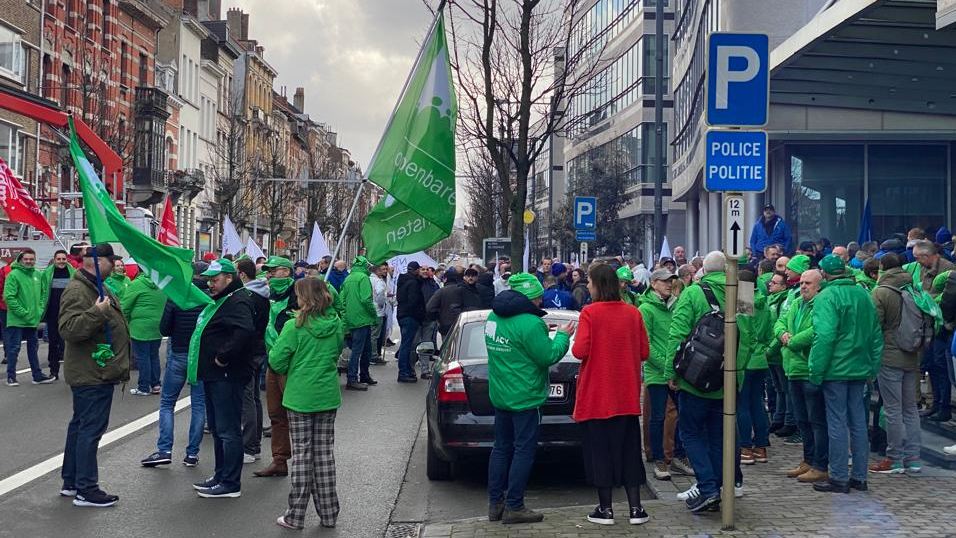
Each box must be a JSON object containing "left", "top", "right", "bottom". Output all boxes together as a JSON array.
[{"left": 770, "top": 0, "right": 956, "bottom": 116}]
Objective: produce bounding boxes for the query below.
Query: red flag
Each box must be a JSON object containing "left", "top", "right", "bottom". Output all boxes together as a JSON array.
[
  {"left": 158, "top": 194, "right": 180, "bottom": 246},
  {"left": 0, "top": 157, "right": 53, "bottom": 239}
]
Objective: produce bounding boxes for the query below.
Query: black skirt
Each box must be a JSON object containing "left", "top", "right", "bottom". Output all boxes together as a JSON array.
[{"left": 580, "top": 415, "right": 646, "bottom": 488}]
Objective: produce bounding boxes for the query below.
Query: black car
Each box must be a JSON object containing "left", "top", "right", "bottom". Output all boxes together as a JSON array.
[{"left": 422, "top": 309, "right": 581, "bottom": 480}]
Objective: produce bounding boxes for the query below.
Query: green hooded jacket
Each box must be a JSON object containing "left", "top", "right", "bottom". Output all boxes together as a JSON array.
[
  {"left": 638, "top": 290, "right": 675, "bottom": 386},
  {"left": 745, "top": 294, "right": 772, "bottom": 371},
  {"left": 764, "top": 289, "right": 788, "bottom": 365},
  {"left": 4, "top": 262, "right": 42, "bottom": 328},
  {"left": 856, "top": 271, "right": 877, "bottom": 292},
  {"left": 121, "top": 274, "right": 167, "bottom": 341},
  {"left": 40, "top": 263, "right": 76, "bottom": 317},
  {"left": 622, "top": 288, "right": 640, "bottom": 307},
  {"left": 775, "top": 295, "right": 815, "bottom": 380},
  {"left": 339, "top": 259, "right": 377, "bottom": 330},
  {"left": 807, "top": 277, "right": 883, "bottom": 385},
  {"left": 268, "top": 308, "right": 345, "bottom": 413},
  {"left": 105, "top": 272, "right": 130, "bottom": 299}
]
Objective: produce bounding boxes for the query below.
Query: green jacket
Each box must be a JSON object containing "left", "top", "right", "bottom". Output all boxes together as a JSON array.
[
  {"left": 665, "top": 272, "right": 731, "bottom": 399},
  {"left": 856, "top": 272, "right": 877, "bottom": 292},
  {"left": 105, "top": 273, "right": 130, "bottom": 299},
  {"left": 59, "top": 271, "right": 131, "bottom": 387},
  {"left": 746, "top": 294, "right": 772, "bottom": 371},
  {"left": 808, "top": 277, "right": 883, "bottom": 385},
  {"left": 4, "top": 262, "right": 42, "bottom": 328},
  {"left": 121, "top": 275, "right": 167, "bottom": 341},
  {"left": 764, "top": 289, "right": 788, "bottom": 365},
  {"left": 756, "top": 272, "right": 772, "bottom": 297},
  {"left": 775, "top": 296, "right": 815, "bottom": 380},
  {"left": 622, "top": 289, "right": 640, "bottom": 308},
  {"left": 871, "top": 267, "right": 921, "bottom": 371},
  {"left": 486, "top": 292, "right": 571, "bottom": 411},
  {"left": 638, "top": 291, "right": 675, "bottom": 386},
  {"left": 40, "top": 263, "right": 76, "bottom": 317},
  {"left": 338, "top": 260, "right": 377, "bottom": 331},
  {"left": 268, "top": 308, "right": 345, "bottom": 413}
]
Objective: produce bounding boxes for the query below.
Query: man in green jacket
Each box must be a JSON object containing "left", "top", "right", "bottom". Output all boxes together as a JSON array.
[
  {"left": 617, "top": 266, "right": 640, "bottom": 307},
  {"left": 869, "top": 253, "right": 923, "bottom": 474},
  {"left": 808, "top": 255, "right": 882, "bottom": 493},
  {"left": 911, "top": 240, "right": 954, "bottom": 422},
  {"left": 737, "top": 270, "right": 772, "bottom": 466},
  {"left": 664, "top": 251, "right": 734, "bottom": 512},
  {"left": 4, "top": 248, "right": 54, "bottom": 385},
  {"left": 639, "top": 269, "right": 692, "bottom": 480},
  {"left": 485, "top": 273, "right": 573, "bottom": 524},
  {"left": 104, "top": 262, "right": 130, "bottom": 299},
  {"left": 339, "top": 256, "right": 378, "bottom": 391},
  {"left": 122, "top": 270, "right": 167, "bottom": 396},
  {"left": 766, "top": 271, "right": 796, "bottom": 437},
  {"left": 775, "top": 269, "right": 828, "bottom": 483}
]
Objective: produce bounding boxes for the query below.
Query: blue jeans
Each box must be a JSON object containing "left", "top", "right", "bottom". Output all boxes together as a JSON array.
[
  {"left": 768, "top": 363, "right": 794, "bottom": 426},
  {"left": 62, "top": 384, "right": 114, "bottom": 492},
  {"left": 647, "top": 384, "right": 684, "bottom": 460},
  {"left": 132, "top": 339, "right": 161, "bottom": 393},
  {"left": 348, "top": 325, "right": 372, "bottom": 383},
  {"left": 789, "top": 380, "right": 829, "bottom": 471},
  {"left": 5, "top": 326, "right": 43, "bottom": 381},
  {"left": 204, "top": 380, "right": 244, "bottom": 491},
  {"left": 924, "top": 336, "right": 952, "bottom": 415},
  {"left": 822, "top": 380, "right": 868, "bottom": 483},
  {"left": 678, "top": 392, "right": 723, "bottom": 497},
  {"left": 157, "top": 349, "right": 206, "bottom": 457},
  {"left": 737, "top": 369, "right": 770, "bottom": 448},
  {"left": 397, "top": 317, "right": 420, "bottom": 379},
  {"left": 488, "top": 407, "right": 540, "bottom": 510}
]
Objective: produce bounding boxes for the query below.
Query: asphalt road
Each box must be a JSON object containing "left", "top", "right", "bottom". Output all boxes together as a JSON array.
[{"left": 0, "top": 341, "right": 429, "bottom": 538}]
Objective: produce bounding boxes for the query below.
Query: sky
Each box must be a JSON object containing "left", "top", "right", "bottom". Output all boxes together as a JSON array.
[{"left": 220, "top": 0, "right": 437, "bottom": 171}]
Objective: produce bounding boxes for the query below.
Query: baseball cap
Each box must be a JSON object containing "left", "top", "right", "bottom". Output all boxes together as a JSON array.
[
  {"left": 201, "top": 259, "right": 237, "bottom": 277},
  {"left": 650, "top": 268, "right": 678, "bottom": 282},
  {"left": 407, "top": 261, "right": 421, "bottom": 271},
  {"left": 616, "top": 266, "right": 634, "bottom": 282},
  {"left": 262, "top": 255, "right": 293, "bottom": 270},
  {"left": 660, "top": 257, "right": 676, "bottom": 267},
  {"left": 508, "top": 273, "right": 544, "bottom": 300},
  {"left": 763, "top": 203, "right": 775, "bottom": 211},
  {"left": 83, "top": 243, "right": 115, "bottom": 258},
  {"left": 819, "top": 254, "right": 846, "bottom": 276},
  {"left": 550, "top": 262, "right": 567, "bottom": 276},
  {"left": 464, "top": 268, "right": 479, "bottom": 277}
]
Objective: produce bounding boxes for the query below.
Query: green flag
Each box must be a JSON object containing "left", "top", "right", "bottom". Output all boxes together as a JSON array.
[
  {"left": 362, "top": 11, "right": 456, "bottom": 262},
  {"left": 68, "top": 119, "right": 212, "bottom": 309}
]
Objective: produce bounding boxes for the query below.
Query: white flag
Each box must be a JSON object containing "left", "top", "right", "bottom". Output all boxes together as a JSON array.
[
  {"left": 222, "top": 216, "right": 243, "bottom": 255},
  {"left": 306, "top": 222, "right": 331, "bottom": 264},
  {"left": 246, "top": 236, "right": 266, "bottom": 260},
  {"left": 522, "top": 228, "right": 530, "bottom": 274},
  {"left": 388, "top": 251, "right": 439, "bottom": 275},
  {"left": 660, "top": 236, "right": 672, "bottom": 261}
]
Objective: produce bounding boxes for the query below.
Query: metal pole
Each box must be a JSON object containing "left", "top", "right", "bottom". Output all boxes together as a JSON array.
[
  {"left": 653, "top": 0, "right": 665, "bottom": 254},
  {"left": 325, "top": 179, "right": 366, "bottom": 279},
  {"left": 548, "top": 112, "right": 555, "bottom": 258},
  {"left": 721, "top": 236, "right": 739, "bottom": 529}
]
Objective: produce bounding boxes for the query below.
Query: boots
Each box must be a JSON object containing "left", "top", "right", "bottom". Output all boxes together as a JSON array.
[
  {"left": 797, "top": 468, "right": 828, "bottom": 483},
  {"left": 786, "top": 461, "right": 811, "bottom": 478}
]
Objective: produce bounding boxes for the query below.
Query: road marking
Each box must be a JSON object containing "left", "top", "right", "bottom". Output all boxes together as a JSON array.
[{"left": 0, "top": 395, "right": 190, "bottom": 497}]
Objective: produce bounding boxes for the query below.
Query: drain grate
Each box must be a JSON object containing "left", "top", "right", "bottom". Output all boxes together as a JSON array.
[{"left": 385, "top": 522, "right": 421, "bottom": 538}]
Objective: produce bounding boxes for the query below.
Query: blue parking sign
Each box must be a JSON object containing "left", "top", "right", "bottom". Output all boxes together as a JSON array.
[
  {"left": 574, "top": 197, "right": 596, "bottom": 230},
  {"left": 707, "top": 33, "right": 769, "bottom": 127},
  {"left": 705, "top": 130, "right": 767, "bottom": 192}
]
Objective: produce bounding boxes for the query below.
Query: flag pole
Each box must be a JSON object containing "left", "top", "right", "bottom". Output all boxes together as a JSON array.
[
  {"left": 325, "top": 179, "right": 366, "bottom": 279},
  {"left": 51, "top": 229, "right": 69, "bottom": 251}
]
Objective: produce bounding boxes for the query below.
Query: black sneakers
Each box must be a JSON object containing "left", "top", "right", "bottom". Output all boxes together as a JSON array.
[
  {"left": 397, "top": 376, "right": 418, "bottom": 383},
  {"left": 345, "top": 381, "right": 368, "bottom": 391},
  {"left": 196, "top": 484, "right": 241, "bottom": 498},
  {"left": 73, "top": 489, "right": 118, "bottom": 507},
  {"left": 629, "top": 506, "right": 650, "bottom": 525},
  {"left": 586, "top": 506, "right": 614, "bottom": 525},
  {"left": 488, "top": 502, "right": 504, "bottom": 522},
  {"left": 32, "top": 375, "right": 56, "bottom": 385},
  {"left": 686, "top": 493, "right": 720, "bottom": 512},
  {"left": 501, "top": 506, "right": 544, "bottom": 524},
  {"left": 140, "top": 452, "right": 172, "bottom": 467},
  {"left": 183, "top": 455, "right": 199, "bottom": 467},
  {"left": 192, "top": 476, "right": 218, "bottom": 491}
]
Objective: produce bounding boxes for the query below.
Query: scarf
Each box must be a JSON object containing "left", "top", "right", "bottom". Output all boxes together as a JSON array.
[
  {"left": 266, "top": 277, "right": 295, "bottom": 350},
  {"left": 186, "top": 287, "right": 240, "bottom": 384}
]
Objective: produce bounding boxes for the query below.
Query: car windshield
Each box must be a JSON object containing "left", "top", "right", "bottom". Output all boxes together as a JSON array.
[{"left": 458, "top": 317, "right": 577, "bottom": 361}]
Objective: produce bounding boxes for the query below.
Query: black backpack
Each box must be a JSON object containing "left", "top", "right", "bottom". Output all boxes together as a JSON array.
[{"left": 674, "top": 284, "right": 725, "bottom": 392}]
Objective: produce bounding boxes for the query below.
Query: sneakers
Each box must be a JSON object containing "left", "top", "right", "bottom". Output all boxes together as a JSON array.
[
  {"left": 196, "top": 484, "right": 241, "bottom": 498},
  {"left": 676, "top": 483, "right": 700, "bottom": 501},
  {"left": 488, "top": 502, "right": 504, "bottom": 522},
  {"left": 586, "top": 506, "right": 614, "bottom": 525},
  {"left": 797, "top": 468, "right": 828, "bottom": 483},
  {"left": 786, "top": 461, "right": 812, "bottom": 478},
  {"left": 243, "top": 453, "right": 260, "bottom": 464},
  {"left": 813, "top": 479, "right": 850, "bottom": 493},
  {"left": 6, "top": 377, "right": 18, "bottom": 387},
  {"left": 773, "top": 424, "right": 797, "bottom": 438},
  {"left": 73, "top": 489, "right": 119, "bottom": 507},
  {"left": 276, "top": 515, "right": 299, "bottom": 530},
  {"left": 686, "top": 493, "right": 720, "bottom": 512},
  {"left": 32, "top": 375, "right": 56, "bottom": 384},
  {"left": 140, "top": 451, "right": 172, "bottom": 467},
  {"left": 192, "top": 476, "right": 218, "bottom": 491},
  {"left": 129, "top": 388, "right": 151, "bottom": 396},
  {"left": 628, "top": 506, "right": 650, "bottom": 525},
  {"left": 150, "top": 386, "right": 162, "bottom": 395},
  {"left": 653, "top": 460, "right": 671, "bottom": 480},
  {"left": 345, "top": 381, "right": 368, "bottom": 391},
  {"left": 670, "top": 456, "right": 694, "bottom": 476},
  {"left": 904, "top": 458, "right": 922, "bottom": 473},
  {"left": 360, "top": 377, "right": 378, "bottom": 386},
  {"left": 734, "top": 482, "right": 744, "bottom": 498},
  {"left": 868, "top": 458, "right": 904, "bottom": 474},
  {"left": 740, "top": 448, "right": 755, "bottom": 465},
  {"left": 501, "top": 506, "right": 544, "bottom": 524},
  {"left": 59, "top": 486, "right": 77, "bottom": 497},
  {"left": 752, "top": 447, "right": 768, "bottom": 463},
  {"left": 397, "top": 376, "right": 418, "bottom": 383},
  {"left": 183, "top": 455, "right": 199, "bottom": 467},
  {"left": 943, "top": 444, "right": 956, "bottom": 456},
  {"left": 783, "top": 433, "right": 804, "bottom": 445}
]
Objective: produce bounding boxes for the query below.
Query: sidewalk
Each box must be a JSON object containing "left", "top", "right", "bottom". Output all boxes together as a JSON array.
[{"left": 420, "top": 440, "right": 956, "bottom": 537}]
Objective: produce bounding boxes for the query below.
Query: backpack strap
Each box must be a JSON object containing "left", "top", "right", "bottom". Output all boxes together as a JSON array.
[{"left": 700, "top": 284, "right": 720, "bottom": 314}]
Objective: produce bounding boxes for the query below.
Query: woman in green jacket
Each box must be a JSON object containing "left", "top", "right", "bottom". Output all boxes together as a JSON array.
[
  {"left": 270, "top": 277, "right": 344, "bottom": 531},
  {"left": 104, "top": 262, "right": 130, "bottom": 299}
]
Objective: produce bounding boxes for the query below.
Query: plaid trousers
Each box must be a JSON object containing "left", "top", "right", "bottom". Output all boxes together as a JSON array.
[{"left": 285, "top": 409, "right": 339, "bottom": 528}]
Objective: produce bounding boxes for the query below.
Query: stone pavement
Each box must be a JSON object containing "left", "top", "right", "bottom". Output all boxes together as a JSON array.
[{"left": 419, "top": 439, "right": 956, "bottom": 537}]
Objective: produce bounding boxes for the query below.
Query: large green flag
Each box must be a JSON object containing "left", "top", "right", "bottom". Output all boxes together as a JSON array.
[
  {"left": 68, "top": 119, "right": 212, "bottom": 309},
  {"left": 362, "top": 11, "right": 456, "bottom": 263}
]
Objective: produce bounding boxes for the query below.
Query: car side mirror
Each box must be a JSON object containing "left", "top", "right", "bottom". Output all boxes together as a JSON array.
[{"left": 416, "top": 341, "right": 437, "bottom": 361}]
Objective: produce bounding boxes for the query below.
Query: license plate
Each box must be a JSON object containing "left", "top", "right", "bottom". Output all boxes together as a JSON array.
[{"left": 548, "top": 383, "right": 565, "bottom": 399}]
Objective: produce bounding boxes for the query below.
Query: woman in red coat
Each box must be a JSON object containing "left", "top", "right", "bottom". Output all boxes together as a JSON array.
[{"left": 571, "top": 263, "right": 650, "bottom": 526}]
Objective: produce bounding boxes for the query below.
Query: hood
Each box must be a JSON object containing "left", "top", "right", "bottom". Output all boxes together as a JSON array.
[
  {"left": 491, "top": 289, "right": 546, "bottom": 318},
  {"left": 937, "top": 227, "right": 953, "bottom": 245},
  {"left": 699, "top": 271, "right": 726, "bottom": 293},
  {"left": 477, "top": 272, "right": 494, "bottom": 286},
  {"left": 10, "top": 261, "right": 35, "bottom": 275},
  {"left": 137, "top": 273, "right": 158, "bottom": 289},
  {"left": 350, "top": 259, "right": 370, "bottom": 274},
  {"left": 878, "top": 267, "right": 913, "bottom": 289},
  {"left": 212, "top": 276, "right": 244, "bottom": 301},
  {"left": 304, "top": 311, "right": 341, "bottom": 339},
  {"left": 245, "top": 278, "right": 270, "bottom": 298},
  {"left": 641, "top": 289, "right": 673, "bottom": 310}
]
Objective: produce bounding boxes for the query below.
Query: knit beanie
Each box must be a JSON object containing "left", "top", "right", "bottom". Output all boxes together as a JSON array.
[{"left": 508, "top": 272, "right": 544, "bottom": 300}]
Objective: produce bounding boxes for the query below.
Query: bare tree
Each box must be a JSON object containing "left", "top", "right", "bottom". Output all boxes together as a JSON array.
[
  {"left": 463, "top": 152, "right": 503, "bottom": 254},
  {"left": 207, "top": 92, "right": 254, "bottom": 226}
]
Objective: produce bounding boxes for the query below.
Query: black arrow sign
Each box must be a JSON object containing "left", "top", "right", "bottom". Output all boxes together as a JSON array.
[{"left": 730, "top": 220, "right": 741, "bottom": 254}]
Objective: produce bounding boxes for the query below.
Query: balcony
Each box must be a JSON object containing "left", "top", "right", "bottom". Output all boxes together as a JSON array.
[
  {"left": 134, "top": 87, "right": 171, "bottom": 120},
  {"left": 130, "top": 87, "right": 171, "bottom": 206},
  {"left": 168, "top": 169, "right": 206, "bottom": 203}
]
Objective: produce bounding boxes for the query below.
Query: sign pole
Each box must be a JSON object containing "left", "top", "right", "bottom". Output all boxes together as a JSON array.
[{"left": 720, "top": 223, "right": 739, "bottom": 529}]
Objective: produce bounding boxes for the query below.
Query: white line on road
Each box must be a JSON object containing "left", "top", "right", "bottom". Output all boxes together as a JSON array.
[{"left": 0, "top": 395, "right": 190, "bottom": 498}]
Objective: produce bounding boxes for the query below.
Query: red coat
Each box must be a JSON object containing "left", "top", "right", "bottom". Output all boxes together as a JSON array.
[
  {"left": 0, "top": 264, "right": 11, "bottom": 311},
  {"left": 571, "top": 300, "right": 649, "bottom": 422}
]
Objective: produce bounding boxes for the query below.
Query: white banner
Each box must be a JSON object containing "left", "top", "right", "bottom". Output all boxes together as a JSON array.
[
  {"left": 222, "top": 215, "right": 243, "bottom": 255},
  {"left": 306, "top": 222, "right": 331, "bottom": 264},
  {"left": 388, "top": 251, "right": 439, "bottom": 274},
  {"left": 246, "top": 236, "right": 266, "bottom": 260}
]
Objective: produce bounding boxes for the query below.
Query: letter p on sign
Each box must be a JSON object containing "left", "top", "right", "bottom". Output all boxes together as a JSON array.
[
  {"left": 574, "top": 196, "right": 596, "bottom": 230},
  {"left": 707, "top": 33, "right": 769, "bottom": 127}
]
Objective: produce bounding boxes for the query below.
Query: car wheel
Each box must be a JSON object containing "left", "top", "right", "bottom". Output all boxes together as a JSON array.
[{"left": 426, "top": 426, "right": 453, "bottom": 481}]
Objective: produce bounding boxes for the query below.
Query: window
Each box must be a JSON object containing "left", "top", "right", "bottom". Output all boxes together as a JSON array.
[
  {"left": 0, "top": 123, "right": 20, "bottom": 176},
  {"left": 788, "top": 145, "right": 864, "bottom": 246},
  {"left": 0, "top": 25, "right": 25, "bottom": 83},
  {"left": 138, "top": 53, "right": 148, "bottom": 87},
  {"left": 119, "top": 41, "right": 128, "bottom": 88},
  {"left": 86, "top": 2, "right": 95, "bottom": 39},
  {"left": 60, "top": 64, "right": 71, "bottom": 106},
  {"left": 101, "top": 0, "right": 110, "bottom": 46}
]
